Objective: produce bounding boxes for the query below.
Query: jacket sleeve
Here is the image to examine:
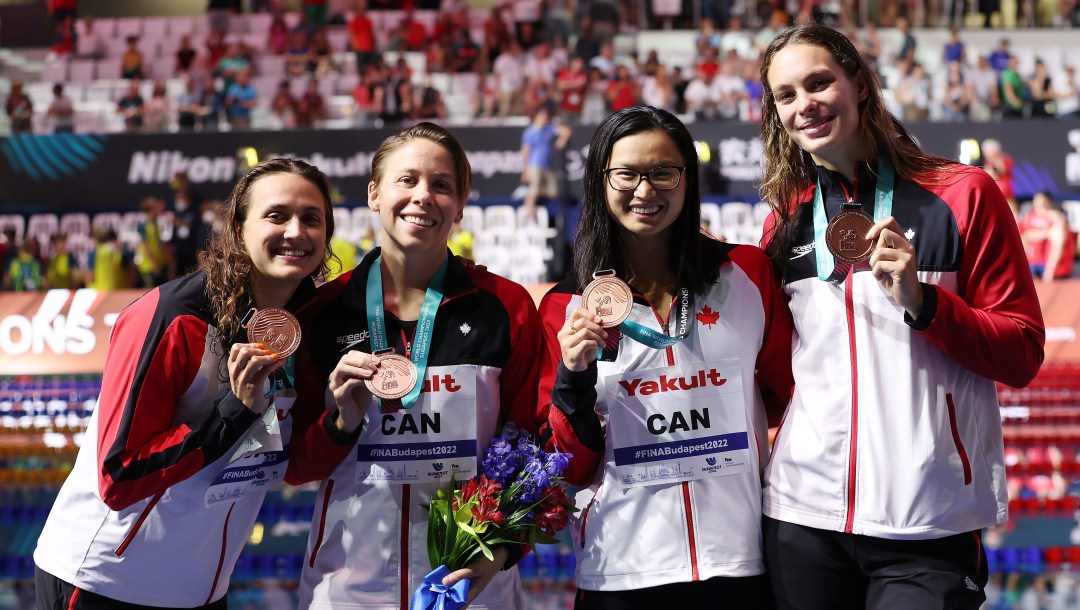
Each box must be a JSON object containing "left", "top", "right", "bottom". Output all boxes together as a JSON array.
[
  {"left": 496, "top": 281, "right": 545, "bottom": 436},
  {"left": 537, "top": 289, "right": 604, "bottom": 486},
  {"left": 919, "top": 167, "right": 1045, "bottom": 389},
  {"left": 96, "top": 289, "right": 260, "bottom": 511},
  {"left": 728, "top": 245, "right": 795, "bottom": 427},
  {"left": 284, "top": 292, "right": 360, "bottom": 486}
]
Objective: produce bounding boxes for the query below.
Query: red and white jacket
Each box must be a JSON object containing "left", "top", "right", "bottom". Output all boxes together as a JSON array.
[
  {"left": 537, "top": 241, "right": 794, "bottom": 591},
  {"left": 762, "top": 162, "right": 1045, "bottom": 540},
  {"left": 290, "top": 250, "right": 544, "bottom": 610},
  {"left": 34, "top": 272, "right": 347, "bottom": 607}
]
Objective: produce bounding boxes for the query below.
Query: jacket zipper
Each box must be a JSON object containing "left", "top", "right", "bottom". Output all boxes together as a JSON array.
[
  {"left": 308, "top": 478, "right": 335, "bottom": 567},
  {"left": 401, "top": 484, "right": 411, "bottom": 609},
  {"left": 946, "top": 394, "right": 973, "bottom": 485},
  {"left": 203, "top": 502, "right": 236, "bottom": 605},
  {"left": 113, "top": 491, "right": 164, "bottom": 556},
  {"left": 653, "top": 294, "right": 699, "bottom": 581},
  {"left": 843, "top": 269, "right": 860, "bottom": 534}
]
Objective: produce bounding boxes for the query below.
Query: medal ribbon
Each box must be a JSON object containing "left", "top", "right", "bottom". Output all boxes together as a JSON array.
[
  {"left": 598, "top": 287, "right": 693, "bottom": 359},
  {"left": 365, "top": 255, "right": 449, "bottom": 408},
  {"left": 813, "top": 159, "right": 895, "bottom": 283}
]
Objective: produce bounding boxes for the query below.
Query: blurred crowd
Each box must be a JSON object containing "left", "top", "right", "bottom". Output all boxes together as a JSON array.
[{"left": 4, "top": 0, "right": 1080, "bottom": 135}]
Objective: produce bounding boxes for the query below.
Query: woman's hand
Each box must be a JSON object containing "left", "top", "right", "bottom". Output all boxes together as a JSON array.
[
  {"left": 559, "top": 307, "right": 607, "bottom": 372},
  {"left": 228, "top": 343, "right": 285, "bottom": 414},
  {"left": 328, "top": 350, "right": 381, "bottom": 434},
  {"left": 441, "top": 546, "right": 510, "bottom": 608},
  {"left": 867, "top": 216, "right": 924, "bottom": 319}
]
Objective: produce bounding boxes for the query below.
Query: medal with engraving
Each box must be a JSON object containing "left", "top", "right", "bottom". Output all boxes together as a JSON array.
[
  {"left": 365, "top": 350, "right": 419, "bottom": 400},
  {"left": 825, "top": 209, "right": 875, "bottom": 263},
  {"left": 582, "top": 270, "right": 634, "bottom": 328},
  {"left": 243, "top": 307, "right": 301, "bottom": 358}
]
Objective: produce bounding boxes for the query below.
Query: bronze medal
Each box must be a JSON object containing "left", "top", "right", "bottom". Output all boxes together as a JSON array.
[
  {"left": 365, "top": 352, "right": 418, "bottom": 400},
  {"left": 825, "top": 210, "right": 875, "bottom": 264},
  {"left": 245, "top": 308, "right": 302, "bottom": 358},
  {"left": 582, "top": 271, "right": 634, "bottom": 328}
]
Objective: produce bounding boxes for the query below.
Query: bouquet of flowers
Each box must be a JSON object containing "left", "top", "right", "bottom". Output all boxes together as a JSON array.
[{"left": 411, "top": 422, "right": 576, "bottom": 610}]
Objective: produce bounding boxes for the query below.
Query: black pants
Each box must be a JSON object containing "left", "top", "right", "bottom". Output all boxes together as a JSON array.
[
  {"left": 576, "top": 574, "right": 773, "bottom": 609},
  {"left": 763, "top": 517, "right": 987, "bottom": 610},
  {"left": 36, "top": 565, "right": 228, "bottom": 610}
]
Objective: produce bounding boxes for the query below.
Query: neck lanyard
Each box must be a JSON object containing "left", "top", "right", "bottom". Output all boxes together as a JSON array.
[
  {"left": 365, "top": 255, "right": 448, "bottom": 408},
  {"left": 599, "top": 287, "right": 693, "bottom": 360},
  {"left": 812, "top": 159, "right": 894, "bottom": 283}
]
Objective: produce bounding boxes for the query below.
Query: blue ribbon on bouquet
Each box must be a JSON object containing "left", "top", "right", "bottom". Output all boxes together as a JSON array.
[{"left": 410, "top": 565, "right": 470, "bottom": 610}]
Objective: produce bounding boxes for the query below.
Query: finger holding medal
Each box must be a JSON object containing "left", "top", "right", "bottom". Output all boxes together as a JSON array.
[
  {"left": 866, "top": 215, "right": 923, "bottom": 318},
  {"left": 558, "top": 309, "right": 607, "bottom": 372},
  {"left": 327, "top": 350, "right": 383, "bottom": 434},
  {"left": 228, "top": 341, "right": 286, "bottom": 414}
]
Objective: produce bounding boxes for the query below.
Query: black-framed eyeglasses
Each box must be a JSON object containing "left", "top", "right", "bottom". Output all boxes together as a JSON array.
[{"left": 604, "top": 166, "right": 685, "bottom": 191}]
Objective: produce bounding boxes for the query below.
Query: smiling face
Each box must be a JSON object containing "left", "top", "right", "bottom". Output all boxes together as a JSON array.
[
  {"left": 240, "top": 172, "right": 329, "bottom": 303},
  {"left": 604, "top": 129, "right": 686, "bottom": 241},
  {"left": 767, "top": 42, "right": 868, "bottom": 174},
  {"left": 368, "top": 138, "right": 464, "bottom": 258}
]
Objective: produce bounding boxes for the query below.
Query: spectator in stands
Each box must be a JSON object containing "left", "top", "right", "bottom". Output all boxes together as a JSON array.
[
  {"left": 120, "top": 35, "right": 145, "bottom": 80},
  {"left": 48, "top": 0, "right": 77, "bottom": 28},
  {"left": 45, "top": 233, "right": 76, "bottom": 290},
  {"left": 47, "top": 84, "right": 75, "bottom": 134},
  {"left": 413, "top": 75, "right": 446, "bottom": 120},
  {"left": 721, "top": 15, "right": 756, "bottom": 60},
  {"left": 1000, "top": 55, "right": 1027, "bottom": 119},
  {"left": 176, "top": 73, "right": 206, "bottom": 131},
  {"left": 116, "top": 79, "right": 145, "bottom": 132},
  {"left": 135, "top": 196, "right": 167, "bottom": 288},
  {"left": 347, "top": 0, "right": 376, "bottom": 74},
  {"left": 449, "top": 29, "right": 482, "bottom": 74},
  {"left": 305, "top": 27, "right": 336, "bottom": 76},
  {"left": 524, "top": 40, "right": 561, "bottom": 88},
  {"left": 695, "top": 45, "right": 721, "bottom": 82},
  {"left": 968, "top": 54, "right": 1000, "bottom": 121},
  {"left": 574, "top": 15, "right": 602, "bottom": 65},
  {"left": 556, "top": 56, "right": 590, "bottom": 120},
  {"left": 217, "top": 40, "right": 250, "bottom": 90},
  {"left": 988, "top": 38, "right": 1013, "bottom": 74},
  {"left": 695, "top": 16, "right": 723, "bottom": 50},
  {"left": 175, "top": 34, "right": 198, "bottom": 74},
  {"left": 75, "top": 15, "right": 104, "bottom": 59},
  {"left": 302, "top": 0, "right": 328, "bottom": 27},
  {"left": 294, "top": 78, "right": 328, "bottom": 127},
  {"left": 51, "top": 14, "right": 77, "bottom": 57},
  {"left": 387, "top": 7, "right": 428, "bottom": 52},
  {"left": 670, "top": 65, "right": 689, "bottom": 114},
  {"left": 982, "top": 138, "right": 1018, "bottom": 214},
  {"left": 1028, "top": 58, "right": 1057, "bottom": 118},
  {"left": 372, "top": 62, "right": 413, "bottom": 124},
  {"left": 536, "top": 104, "right": 792, "bottom": 609},
  {"left": 520, "top": 103, "right": 572, "bottom": 223},
  {"left": 268, "top": 10, "right": 291, "bottom": 55},
  {"left": 895, "top": 61, "right": 932, "bottom": 121},
  {"left": 168, "top": 171, "right": 205, "bottom": 277},
  {"left": 606, "top": 64, "right": 640, "bottom": 113},
  {"left": 447, "top": 218, "right": 473, "bottom": 259},
  {"left": 225, "top": 69, "right": 258, "bottom": 130},
  {"left": 757, "top": 26, "right": 1044, "bottom": 610},
  {"left": 351, "top": 66, "right": 377, "bottom": 125},
  {"left": 5, "top": 80, "right": 33, "bottom": 134},
  {"left": 34, "top": 157, "right": 337, "bottom": 610},
  {"left": 944, "top": 25, "right": 965, "bottom": 63},
  {"left": 684, "top": 69, "right": 722, "bottom": 120},
  {"left": 849, "top": 20, "right": 881, "bottom": 78},
  {"left": 941, "top": 60, "right": 973, "bottom": 121},
  {"left": 1055, "top": 65, "right": 1080, "bottom": 118},
  {"left": 492, "top": 40, "right": 526, "bottom": 117},
  {"left": 206, "top": 0, "right": 237, "bottom": 34},
  {"left": 286, "top": 29, "right": 312, "bottom": 77},
  {"left": 581, "top": 65, "right": 611, "bottom": 123},
  {"left": 895, "top": 16, "right": 917, "bottom": 62},
  {"left": 205, "top": 29, "right": 228, "bottom": 69},
  {"left": 270, "top": 79, "right": 298, "bottom": 128},
  {"left": 144, "top": 79, "right": 171, "bottom": 132},
  {"left": 1019, "top": 191, "right": 1076, "bottom": 280},
  {"left": 589, "top": 41, "right": 617, "bottom": 80},
  {"left": 5, "top": 236, "right": 43, "bottom": 292}
]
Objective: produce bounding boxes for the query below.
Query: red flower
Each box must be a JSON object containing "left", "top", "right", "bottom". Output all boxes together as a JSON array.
[
  {"left": 535, "top": 505, "right": 569, "bottom": 535},
  {"left": 472, "top": 494, "right": 506, "bottom": 526},
  {"left": 538, "top": 486, "right": 571, "bottom": 511},
  {"left": 454, "top": 475, "right": 502, "bottom": 512}
]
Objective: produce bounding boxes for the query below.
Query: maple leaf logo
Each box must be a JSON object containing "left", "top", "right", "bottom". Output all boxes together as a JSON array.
[{"left": 696, "top": 306, "right": 720, "bottom": 328}]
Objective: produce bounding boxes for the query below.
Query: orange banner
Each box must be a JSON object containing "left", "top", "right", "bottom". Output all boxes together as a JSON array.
[{"left": 2, "top": 280, "right": 1079, "bottom": 375}]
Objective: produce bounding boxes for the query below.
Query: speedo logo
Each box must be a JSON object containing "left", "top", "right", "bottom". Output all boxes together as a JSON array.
[
  {"left": 790, "top": 243, "right": 814, "bottom": 259},
  {"left": 337, "top": 330, "right": 370, "bottom": 351}
]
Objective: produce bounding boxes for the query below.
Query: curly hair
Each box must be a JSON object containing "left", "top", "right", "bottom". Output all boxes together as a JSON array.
[
  {"left": 758, "top": 22, "right": 956, "bottom": 274},
  {"left": 574, "top": 105, "right": 720, "bottom": 295},
  {"left": 198, "top": 157, "right": 336, "bottom": 356}
]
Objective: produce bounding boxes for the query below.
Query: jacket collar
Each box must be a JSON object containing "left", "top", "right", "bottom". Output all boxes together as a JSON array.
[{"left": 341, "top": 247, "right": 474, "bottom": 316}]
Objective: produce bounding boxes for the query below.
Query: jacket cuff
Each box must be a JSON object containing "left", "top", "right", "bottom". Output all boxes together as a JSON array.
[
  {"left": 322, "top": 406, "right": 364, "bottom": 446},
  {"left": 904, "top": 282, "right": 938, "bottom": 331}
]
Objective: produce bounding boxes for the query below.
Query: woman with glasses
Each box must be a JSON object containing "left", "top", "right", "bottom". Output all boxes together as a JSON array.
[{"left": 536, "top": 105, "right": 794, "bottom": 608}]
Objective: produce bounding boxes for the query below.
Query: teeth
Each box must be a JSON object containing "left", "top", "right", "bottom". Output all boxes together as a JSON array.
[
  {"left": 276, "top": 249, "right": 307, "bottom": 257},
  {"left": 403, "top": 215, "right": 435, "bottom": 227},
  {"left": 633, "top": 206, "right": 661, "bottom": 214}
]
